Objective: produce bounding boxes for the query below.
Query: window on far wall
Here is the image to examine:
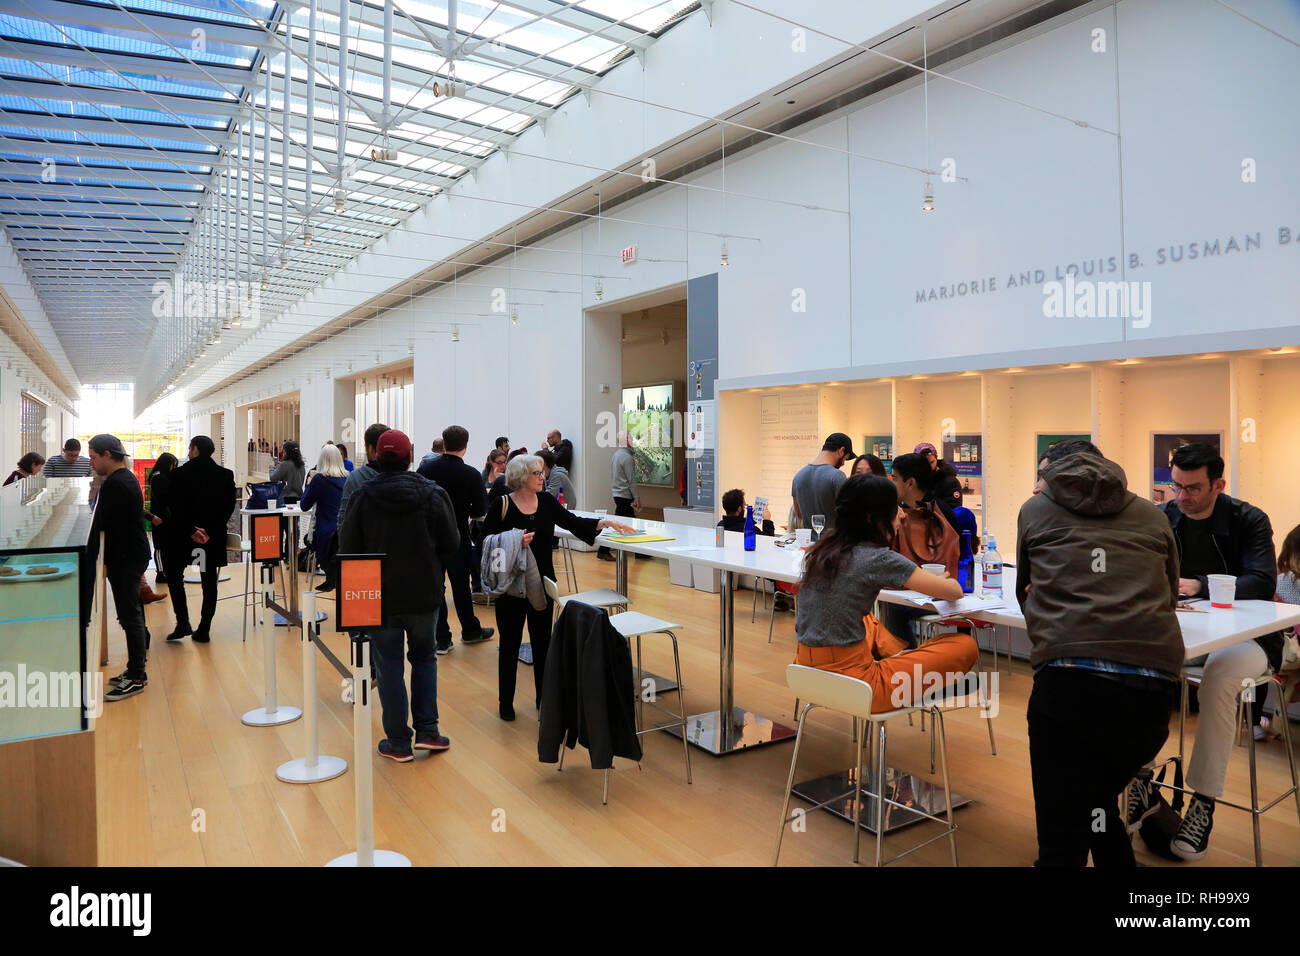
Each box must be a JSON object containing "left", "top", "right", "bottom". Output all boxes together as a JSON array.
[{"left": 20, "top": 392, "right": 45, "bottom": 456}]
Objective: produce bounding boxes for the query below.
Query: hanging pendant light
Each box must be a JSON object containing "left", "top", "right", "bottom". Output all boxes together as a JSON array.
[
  {"left": 594, "top": 278, "right": 604, "bottom": 301},
  {"left": 719, "top": 239, "right": 730, "bottom": 267},
  {"left": 922, "top": 182, "right": 934, "bottom": 212}
]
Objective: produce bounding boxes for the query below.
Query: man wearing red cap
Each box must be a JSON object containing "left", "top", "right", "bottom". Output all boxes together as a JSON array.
[{"left": 338, "top": 429, "right": 460, "bottom": 761}]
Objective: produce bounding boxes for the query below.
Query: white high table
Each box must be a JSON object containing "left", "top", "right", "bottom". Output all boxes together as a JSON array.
[
  {"left": 878, "top": 565, "right": 1300, "bottom": 659},
  {"left": 239, "top": 505, "right": 327, "bottom": 626},
  {"left": 560, "top": 512, "right": 805, "bottom": 756},
  {"left": 790, "top": 564, "right": 1300, "bottom": 835}
]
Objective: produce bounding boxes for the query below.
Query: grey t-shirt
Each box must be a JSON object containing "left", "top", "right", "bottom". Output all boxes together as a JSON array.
[
  {"left": 791, "top": 463, "right": 846, "bottom": 530},
  {"left": 795, "top": 545, "right": 917, "bottom": 646}
]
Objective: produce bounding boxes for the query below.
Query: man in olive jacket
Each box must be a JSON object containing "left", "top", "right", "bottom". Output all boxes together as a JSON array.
[{"left": 1015, "top": 440, "right": 1182, "bottom": 867}]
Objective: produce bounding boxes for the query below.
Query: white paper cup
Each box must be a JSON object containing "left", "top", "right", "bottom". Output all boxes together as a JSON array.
[
  {"left": 795, "top": 529, "right": 812, "bottom": 546},
  {"left": 922, "top": 563, "right": 946, "bottom": 575},
  {"left": 1207, "top": 574, "right": 1236, "bottom": 608},
  {"left": 267, "top": 499, "right": 279, "bottom": 511}
]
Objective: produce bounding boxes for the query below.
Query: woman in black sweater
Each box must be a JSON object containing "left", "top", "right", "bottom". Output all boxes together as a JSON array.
[
  {"left": 482, "top": 454, "right": 633, "bottom": 721},
  {"left": 146, "top": 453, "right": 178, "bottom": 583}
]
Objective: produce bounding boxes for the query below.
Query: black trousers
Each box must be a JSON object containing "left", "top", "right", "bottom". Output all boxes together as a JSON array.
[
  {"left": 494, "top": 594, "right": 553, "bottom": 708},
  {"left": 107, "top": 564, "right": 150, "bottom": 678},
  {"left": 151, "top": 533, "right": 166, "bottom": 581},
  {"left": 437, "top": 539, "right": 483, "bottom": 644},
  {"left": 1027, "top": 666, "right": 1176, "bottom": 867},
  {"left": 162, "top": 546, "right": 219, "bottom": 632}
]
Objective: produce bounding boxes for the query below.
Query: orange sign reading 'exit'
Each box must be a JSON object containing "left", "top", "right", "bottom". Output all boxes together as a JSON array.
[
  {"left": 251, "top": 513, "right": 282, "bottom": 563},
  {"left": 337, "top": 558, "right": 383, "bottom": 629}
]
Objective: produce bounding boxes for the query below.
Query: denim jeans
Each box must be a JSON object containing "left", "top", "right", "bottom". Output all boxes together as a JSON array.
[{"left": 369, "top": 610, "right": 440, "bottom": 746}]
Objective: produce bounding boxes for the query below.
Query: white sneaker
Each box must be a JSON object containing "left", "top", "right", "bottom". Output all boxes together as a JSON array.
[{"left": 1253, "top": 717, "right": 1270, "bottom": 741}]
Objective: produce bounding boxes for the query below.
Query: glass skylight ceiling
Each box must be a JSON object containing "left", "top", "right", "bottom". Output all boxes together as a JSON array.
[{"left": 0, "top": 0, "right": 698, "bottom": 384}]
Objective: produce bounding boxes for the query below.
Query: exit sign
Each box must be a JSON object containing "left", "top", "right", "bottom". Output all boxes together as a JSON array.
[{"left": 621, "top": 244, "right": 638, "bottom": 265}]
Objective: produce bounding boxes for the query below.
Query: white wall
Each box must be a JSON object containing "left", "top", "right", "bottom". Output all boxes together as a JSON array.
[
  {"left": 186, "top": 0, "right": 1300, "bottom": 523},
  {"left": 0, "top": 327, "right": 78, "bottom": 478}
]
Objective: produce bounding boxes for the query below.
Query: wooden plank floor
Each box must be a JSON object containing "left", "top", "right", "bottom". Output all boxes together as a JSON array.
[{"left": 94, "top": 552, "right": 1300, "bottom": 866}]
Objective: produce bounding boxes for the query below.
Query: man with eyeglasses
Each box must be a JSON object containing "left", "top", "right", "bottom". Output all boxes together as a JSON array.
[{"left": 1124, "top": 442, "right": 1279, "bottom": 861}]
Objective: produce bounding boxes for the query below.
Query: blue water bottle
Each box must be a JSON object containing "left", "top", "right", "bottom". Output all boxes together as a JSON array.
[
  {"left": 958, "top": 530, "right": 974, "bottom": 593},
  {"left": 743, "top": 505, "right": 757, "bottom": 551}
]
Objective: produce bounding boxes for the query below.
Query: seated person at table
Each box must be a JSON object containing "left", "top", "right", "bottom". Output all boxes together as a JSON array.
[
  {"left": 1018, "top": 439, "right": 1181, "bottom": 867},
  {"left": 793, "top": 474, "right": 976, "bottom": 712},
  {"left": 717, "top": 488, "right": 774, "bottom": 535},
  {"left": 880, "top": 453, "right": 959, "bottom": 645},
  {"left": 1125, "top": 442, "right": 1279, "bottom": 861}
]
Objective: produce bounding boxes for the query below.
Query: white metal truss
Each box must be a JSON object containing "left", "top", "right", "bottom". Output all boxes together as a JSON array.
[{"left": 0, "top": 0, "right": 699, "bottom": 384}]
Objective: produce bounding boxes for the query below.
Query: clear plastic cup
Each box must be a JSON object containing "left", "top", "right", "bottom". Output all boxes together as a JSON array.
[
  {"left": 1207, "top": 574, "right": 1236, "bottom": 608},
  {"left": 922, "top": 564, "right": 946, "bottom": 575}
]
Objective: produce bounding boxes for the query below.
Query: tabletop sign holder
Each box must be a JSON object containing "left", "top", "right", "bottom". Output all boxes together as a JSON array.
[
  {"left": 242, "top": 512, "right": 302, "bottom": 727},
  {"left": 328, "top": 554, "right": 409, "bottom": 867}
]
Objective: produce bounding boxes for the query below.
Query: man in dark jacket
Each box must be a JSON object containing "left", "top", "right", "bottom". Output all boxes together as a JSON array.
[
  {"left": 83, "top": 435, "right": 153, "bottom": 701},
  {"left": 162, "top": 436, "right": 236, "bottom": 643},
  {"left": 1016, "top": 440, "right": 1182, "bottom": 867},
  {"left": 339, "top": 429, "right": 459, "bottom": 762},
  {"left": 417, "top": 425, "right": 493, "bottom": 653},
  {"left": 1125, "top": 442, "right": 1278, "bottom": 861},
  {"left": 544, "top": 429, "right": 573, "bottom": 471}
]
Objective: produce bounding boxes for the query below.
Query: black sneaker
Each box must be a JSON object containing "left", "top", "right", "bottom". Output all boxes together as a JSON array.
[
  {"left": 1124, "top": 769, "right": 1158, "bottom": 833},
  {"left": 414, "top": 731, "right": 450, "bottom": 752},
  {"left": 108, "top": 671, "right": 131, "bottom": 686},
  {"left": 462, "top": 628, "right": 493, "bottom": 644},
  {"left": 435, "top": 642, "right": 452, "bottom": 656},
  {"left": 191, "top": 629, "right": 210, "bottom": 643},
  {"left": 105, "top": 677, "right": 147, "bottom": 701},
  {"left": 315, "top": 580, "right": 334, "bottom": 592},
  {"left": 377, "top": 739, "right": 414, "bottom": 762},
  {"left": 166, "top": 626, "right": 192, "bottom": 642},
  {"left": 499, "top": 702, "right": 516, "bottom": 721},
  {"left": 1171, "top": 795, "right": 1214, "bottom": 861}
]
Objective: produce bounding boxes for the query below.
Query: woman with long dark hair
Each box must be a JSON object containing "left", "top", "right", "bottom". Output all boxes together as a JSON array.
[
  {"left": 852, "top": 453, "right": 887, "bottom": 477},
  {"left": 270, "top": 439, "right": 306, "bottom": 502},
  {"left": 794, "top": 474, "right": 977, "bottom": 711},
  {"left": 146, "top": 452, "right": 179, "bottom": 584},
  {"left": 3, "top": 451, "right": 45, "bottom": 485}
]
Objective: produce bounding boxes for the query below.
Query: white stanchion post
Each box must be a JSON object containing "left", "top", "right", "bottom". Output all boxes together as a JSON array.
[
  {"left": 277, "top": 590, "right": 347, "bottom": 782},
  {"left": 327, "top": 636, "right": 410, "bottom": 867},
  {"left": 243, "top": 562, "right": 302, "bottom": 727}
]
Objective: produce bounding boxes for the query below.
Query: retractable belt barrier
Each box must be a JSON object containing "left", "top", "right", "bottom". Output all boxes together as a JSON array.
[
  {"left": 277, "top": 590, "right": 348, "bottom": 783},
  {"left": 325, "top": 554, "right": 410, "bottom": 867}
]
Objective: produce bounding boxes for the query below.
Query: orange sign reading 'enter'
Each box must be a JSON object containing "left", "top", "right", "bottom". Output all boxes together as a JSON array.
[{"left": 338, "top": 558, "right": 383, "bottom": 629}]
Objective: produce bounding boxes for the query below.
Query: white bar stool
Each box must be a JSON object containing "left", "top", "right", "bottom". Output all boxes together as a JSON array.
[
  {"left": 544, "top": 581, "right": 691, "bottom": 804},
  {"left": 1148, "top": 665, "right": 1300, "bottom": 866},
  {"left": 557, "top": 538, "right": 579, "bottom": 592},
  {"left": 916, "top": 615, "right": 998, "bottom": 769},
  {"left": 776, "top": 664, "right": 958, "bottom": 867},
  {"left": 557, "top": 588, "right": 628, "bottom": 614}
]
